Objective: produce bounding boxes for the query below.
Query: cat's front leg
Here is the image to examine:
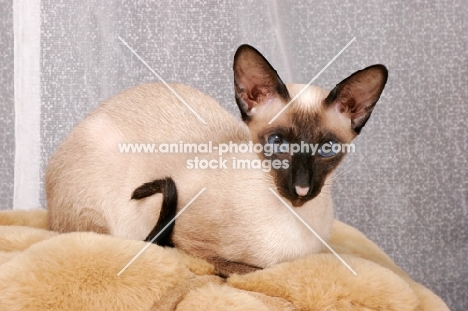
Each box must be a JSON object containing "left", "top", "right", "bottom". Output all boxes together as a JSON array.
[{"left": 208, "top": 257, "right": 261, "bottom": 278}]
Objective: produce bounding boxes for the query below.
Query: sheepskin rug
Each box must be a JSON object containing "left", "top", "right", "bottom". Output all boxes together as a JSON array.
[{"left": 0, "top": 209, "right": 448, "bottom": 310}]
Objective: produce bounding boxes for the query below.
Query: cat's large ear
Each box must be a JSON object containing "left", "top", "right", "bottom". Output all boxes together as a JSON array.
[
  {"left": 326, "top": 65, "right": 388, "bottom": 134},
  {"left": 233, "top": 44, "right": 290, "bottom": 121}
]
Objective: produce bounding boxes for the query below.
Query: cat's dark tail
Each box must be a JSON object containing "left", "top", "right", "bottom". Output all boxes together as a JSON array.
[{"left": 131, "top": 177, "right": 178, "bottom": 247}]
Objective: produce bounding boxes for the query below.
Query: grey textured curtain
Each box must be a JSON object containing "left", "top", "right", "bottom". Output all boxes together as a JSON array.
[{"left": 1, "top": 1, "right": 467, "bottom": 310}]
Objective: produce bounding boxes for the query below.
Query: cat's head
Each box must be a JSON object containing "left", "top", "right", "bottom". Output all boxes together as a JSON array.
[{"left": 233, "top": 44, "right": 388, "bottom": 207}]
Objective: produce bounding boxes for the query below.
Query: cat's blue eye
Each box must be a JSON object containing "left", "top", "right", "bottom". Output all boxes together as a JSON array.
[
  {"left": 318, "top": 140, "right": 338, "bottom": 158},
  {"left": 267, "top": 134, "right": 289, "bottom": 154}
]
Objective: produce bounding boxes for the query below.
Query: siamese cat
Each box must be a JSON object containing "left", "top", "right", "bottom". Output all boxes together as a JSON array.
[{"left": 46, "top": 44, "right": 387, "bottom": 276}]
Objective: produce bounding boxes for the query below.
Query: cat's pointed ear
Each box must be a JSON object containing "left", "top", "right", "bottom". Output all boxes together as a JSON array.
[
  {"left": 326, "top": 64, "right": 388, "bottom": 134},
  {"left": 233, "top": 44, "right": 290, "bottom": 121}
]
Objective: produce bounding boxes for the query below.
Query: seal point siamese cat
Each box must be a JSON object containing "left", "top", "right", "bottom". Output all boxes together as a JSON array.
[{"left": 46, "top": 44, "right": 387, "bottom": 276}]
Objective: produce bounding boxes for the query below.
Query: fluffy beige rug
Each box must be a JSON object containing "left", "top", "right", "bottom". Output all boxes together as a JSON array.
[{"left": 0, "top": 209, "right": 448, "bottom": 310}]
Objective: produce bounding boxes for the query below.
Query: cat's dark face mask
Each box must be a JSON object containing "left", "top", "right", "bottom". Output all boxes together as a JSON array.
[{"left": 233, "top": 44, "right": 388, "bottom": 207}]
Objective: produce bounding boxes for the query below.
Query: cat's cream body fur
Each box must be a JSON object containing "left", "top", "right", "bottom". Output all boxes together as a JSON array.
[{"left": 46, "top": 83, "right": 336, "bottom": 269}]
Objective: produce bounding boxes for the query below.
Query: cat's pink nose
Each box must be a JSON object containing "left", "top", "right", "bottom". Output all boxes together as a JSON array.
[{"left": 295, "top": 186, "right": 309, "bottom": 197}]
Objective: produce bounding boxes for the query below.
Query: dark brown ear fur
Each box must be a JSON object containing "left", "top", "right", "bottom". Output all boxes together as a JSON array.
[
  {"left": 326, "top": 64, "right": 388, "bottom": 134},
  {"left": 233, "top": 44, "right": 290, "bottom": 121}
]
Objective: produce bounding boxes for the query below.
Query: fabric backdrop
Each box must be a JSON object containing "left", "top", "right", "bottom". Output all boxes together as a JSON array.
[{"left": 1, "top": 1, "right": 466, "bottom": 310}]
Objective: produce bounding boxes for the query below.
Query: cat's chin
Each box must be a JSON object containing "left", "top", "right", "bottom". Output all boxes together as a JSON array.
[{"left": 291, "top": 198, "right": 307, "bottom": 207}]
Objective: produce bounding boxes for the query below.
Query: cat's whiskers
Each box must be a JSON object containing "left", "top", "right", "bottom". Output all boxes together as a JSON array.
[
  {"left": 319, "top": 129, "right": 331, "bottom": 142},
  {"left": 317, "top": 190, "right": 331, "bottom": 197},
  {"left": 327, "top": 166, "right": 353, "bottom": 184}
]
